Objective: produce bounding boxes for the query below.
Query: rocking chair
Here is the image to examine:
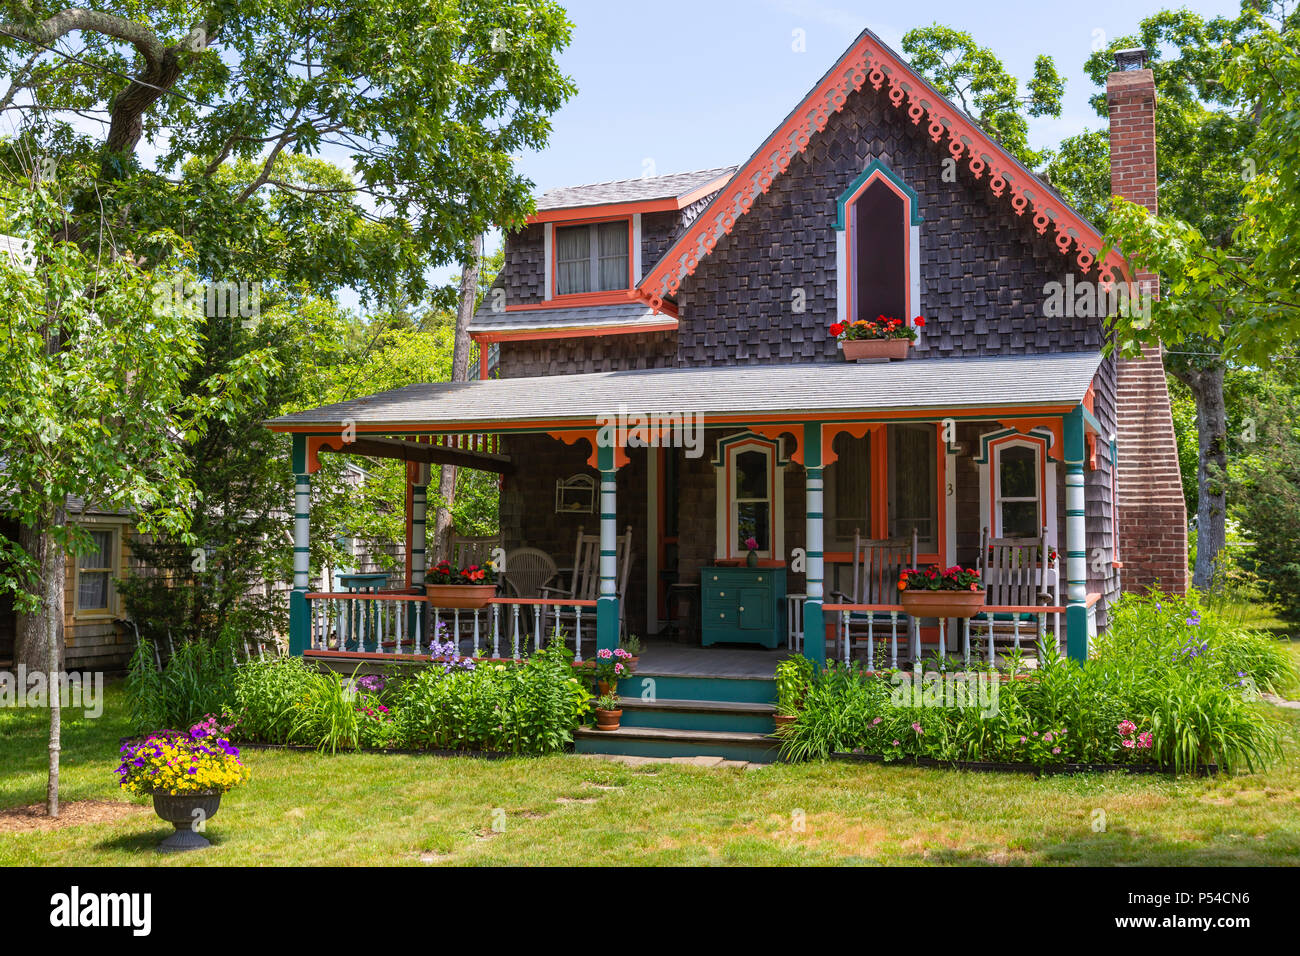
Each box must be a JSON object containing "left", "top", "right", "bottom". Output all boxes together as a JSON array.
[
  {"left": 539, "top": 524, "right": 634, "bottom": 652},
  {"left": 828, "top": 529, "right": 917, "bottom": 668},
  {"left": 970, "top": 526, "right": 1060, "bottom": 662}
]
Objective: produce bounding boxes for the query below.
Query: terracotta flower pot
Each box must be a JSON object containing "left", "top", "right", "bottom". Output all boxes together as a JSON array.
[
  {"left": 842, "top": 338, "right": 910, "bottom": 361},
  {"left": 900, "top": 589, "right": 987, "bottom": 619},
  {"left": 594, "top": 708, "right": 623, "bottom": 731},
  {"left": 424, "top": 583, "right": 496, "bottom": 610},
  {"left": 153, "top": 791, "right": 222, "bottom": 852}
]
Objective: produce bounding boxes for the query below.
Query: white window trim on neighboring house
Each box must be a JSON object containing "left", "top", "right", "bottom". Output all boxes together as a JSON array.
[
  {"left": 714, "top": 435, "right": 786, "bottom": 561},
  {"left": 73, "top": 519, "right": 128, "bottom": 618},
  {"left": 977, "top": 433, "right": 1057, "bottom": 546}
]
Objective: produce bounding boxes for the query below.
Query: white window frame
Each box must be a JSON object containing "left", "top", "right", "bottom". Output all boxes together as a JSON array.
[
  {"left": 992, "top": 438, "right": 1044, "bottom": 539},
  {"left": 74, "top": 523, "right": 123, "bottom": 618},
  {"left": 715, "top": 437, "right": 785, "bottom": 560},
  {"left": 554, "top": 220, "right": 632, "bottom": 296}
]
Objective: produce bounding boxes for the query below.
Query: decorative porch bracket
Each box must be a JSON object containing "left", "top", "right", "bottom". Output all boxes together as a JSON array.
[
  {"left": 290, "top": 433, "right": 312, "bottom": 655},
  {"left": 802, "top": 422, "right": 827, "bottom": 668},
  {"left": 1063, "top": 406, "right": 1088, "bottom": 661},
  {"left": 595, "top": 440, "right": 620, "bottom": 653}
]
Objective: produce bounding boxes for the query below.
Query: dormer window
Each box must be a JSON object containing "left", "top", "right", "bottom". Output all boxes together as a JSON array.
[
  {"left": 555, "top": 220, "right": 630, "bottom": 295},
  {"left": 833, "top": 160, "right": 922, "bottom": 326}
]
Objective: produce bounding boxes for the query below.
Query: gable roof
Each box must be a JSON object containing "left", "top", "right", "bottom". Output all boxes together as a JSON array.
[
  {"left": 531, "top": 166, "right": 736, "bottom": 216},
  {"left": 633, "top": 27, "right": 1129, "bottom": 310}
]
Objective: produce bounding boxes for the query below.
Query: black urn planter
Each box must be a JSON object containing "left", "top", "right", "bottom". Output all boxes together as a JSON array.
[{"left": 153, "top": 792, "right": 222, "bottom": 852}]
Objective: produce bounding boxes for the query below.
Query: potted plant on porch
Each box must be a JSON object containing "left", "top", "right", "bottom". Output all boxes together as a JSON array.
[
  {"left": 831, "top": 315, "right": 923, "bottom": 361},
  {"left": 115, "top": 715, "right": 249, "bottom": 852},
  {"left": 591, "top": 646, "right": 634, "bottom": 695},
  {"left": 594, "top": 693, "right": 623, "bottom": 731},
  {"left": 897, "top": 564, "right": 986, "bottom": 619},
  {"left": 425, "top": 557, "right": 499, "bottom": 609},
  {"left": 774, "top": 655, "right": 814, "bottom": 729}
]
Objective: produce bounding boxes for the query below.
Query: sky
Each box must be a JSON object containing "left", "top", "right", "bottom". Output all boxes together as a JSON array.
[{"left": 378, "top": 0, "right": 1245, "bottom": 305}]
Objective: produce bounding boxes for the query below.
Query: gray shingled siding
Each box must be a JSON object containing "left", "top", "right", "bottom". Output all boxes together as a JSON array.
[
  {"left": 487, "top": 223, "right": 546, "bottom": 309},
  {"left": 497, "top": 330, "right": 679, "bottom": 378},
  {"left": 1088, "top": 354, "right": 1120, "bottom": 627},
  {"left": 673, "top": 80, "right": 1103, "bottom": 365}
]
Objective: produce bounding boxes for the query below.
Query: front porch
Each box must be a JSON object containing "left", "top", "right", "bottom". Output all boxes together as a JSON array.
[{"left": 269, "top": 353, "right": 1110, "bottom": 677}]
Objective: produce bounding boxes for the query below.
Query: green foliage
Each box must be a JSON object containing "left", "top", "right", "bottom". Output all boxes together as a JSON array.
[
  {"left": 781, "top": 594, "right": 1288, "bottom": 773},
  {"left": 221, "top": 643, "right": 590, "bottom": 755},
  {"left": 902, "top": 24, "right": 1063, "bottom": 168},
  {"left": 124, "top": 633, "right": 242, "bottom": 734},
  {"left": 774, "top": 654, "right": 814, "bottom": 717}
]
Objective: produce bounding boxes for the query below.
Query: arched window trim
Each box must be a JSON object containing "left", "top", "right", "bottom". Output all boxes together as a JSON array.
[
  {"left": 713, "top": 433, "right": 787, "bottom": 560},
  {"left": 833, "top": 160, "right": 922, "bottom": 329}
]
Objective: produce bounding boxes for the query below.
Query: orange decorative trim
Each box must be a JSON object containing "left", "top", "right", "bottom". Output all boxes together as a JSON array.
[
  {"left": 996, "top": 417, "right": 1064, "bottom": 458},
  {"left": 546, "top": 430, "right": 630, "bottom": 470},
  {"left": 306, "top": 435, "right": 346, "bottom": 474},
  {"left": 499, "top": 297, "right": 680, "bottom": 318},
  {"left": 634, "top": 30, "right": 1131, "bottom": 307},
  {"left": 747, "top": 424, "right": 801, "bottom": 464},
  {"left": 471, "top": 321, "right": 677, "bottom": 346},
  {"left": 821, "top": 422, "right": 881, "bottom": 467},
  {"left": 1082, "top": 383, "right": 1096, "bottom": 415},
  {"left": 1086, "top": 432, "right": 1098, "bottom": 471}
]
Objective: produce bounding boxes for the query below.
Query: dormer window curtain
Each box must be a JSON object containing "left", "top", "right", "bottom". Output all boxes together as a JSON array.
[{"left": 555, "top": 220, "right": 630, "bottom": 295}]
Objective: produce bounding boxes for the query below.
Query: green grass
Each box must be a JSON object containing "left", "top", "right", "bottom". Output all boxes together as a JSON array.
[{"left": 2, "top": 681, "right": 1299, "bottom": 866}]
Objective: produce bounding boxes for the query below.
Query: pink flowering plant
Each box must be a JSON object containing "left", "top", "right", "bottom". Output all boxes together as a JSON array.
[
  {"left": 591, "top": 646, "right": 634, "bottom": 688},
  {"left": 898, "top": 564, "right": 982, "bottom": 592}
]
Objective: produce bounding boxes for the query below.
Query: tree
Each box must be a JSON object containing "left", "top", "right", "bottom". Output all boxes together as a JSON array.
[
  {"left": 1093, "top": 4, "right": 1300, "bottom": 589},
  {"left": 902, "top": 24, "right": 1065, "bottom": 168},
  {"left": 0, "top": 173, "right": 273, "bottom": 814}
]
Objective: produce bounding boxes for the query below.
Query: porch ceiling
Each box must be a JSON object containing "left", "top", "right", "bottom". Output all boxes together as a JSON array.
[{"left": 266, "top": 351, "right": 1103, "bottom": 432}]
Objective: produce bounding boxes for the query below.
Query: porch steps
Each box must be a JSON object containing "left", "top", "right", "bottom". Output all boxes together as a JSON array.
[
  {"left": 574, "top": 725, "right": 780, "bottom": 764},
  {"left": 574, "top": 670, "right": 781, "bottom": 763}
]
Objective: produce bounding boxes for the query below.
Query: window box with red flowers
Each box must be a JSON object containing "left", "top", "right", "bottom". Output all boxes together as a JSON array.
[
  {"left": 831, "top": 315, "right": 924, "bottom": 361},
  {"left": 425, "top": 559, "right": 499, "bottom": 609},
  {"left": 897, "top": 564, "right": 986, "bottom": 618}
]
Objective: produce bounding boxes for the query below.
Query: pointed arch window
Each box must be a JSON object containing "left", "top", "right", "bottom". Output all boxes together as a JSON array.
[{"left": 834, "top": 160, "right": 922, "bottom": 326}]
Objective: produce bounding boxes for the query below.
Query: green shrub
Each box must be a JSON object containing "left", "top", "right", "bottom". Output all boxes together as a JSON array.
[
  {"left": 124, "top": 631, "right": 240, "bottom": 733},
  {"left": 230, "top": 655, "right": 323, "bottom": 744},
  {"left": 781, "top": 594, "right": 1285, "bottom": 773}
]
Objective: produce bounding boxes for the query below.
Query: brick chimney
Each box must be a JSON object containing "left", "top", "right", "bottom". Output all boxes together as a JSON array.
[{"left": 1108, "top": 50, "right": 1189, "bottom": 595}]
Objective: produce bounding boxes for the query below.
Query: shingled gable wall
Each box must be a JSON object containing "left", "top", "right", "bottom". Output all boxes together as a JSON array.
[{"left": 1107, "top": 67, "right": 1189, "bottom": 596}]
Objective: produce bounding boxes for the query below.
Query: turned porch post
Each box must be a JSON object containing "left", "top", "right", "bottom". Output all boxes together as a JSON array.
[
  {"left": 1063, "top": 406, "right": 1089, "bottom": 661},
  {"left": 411, "top": 470, "right": 428, "bottom": 589},
  {"left": 596, "top": 441, "right": 620, "bottom": 653},
  {"left": 802, "top": 422, "right": 826, "bottom": 668},
  {"left": 289, "top": 433, "right": 312, "bottom": 655}
]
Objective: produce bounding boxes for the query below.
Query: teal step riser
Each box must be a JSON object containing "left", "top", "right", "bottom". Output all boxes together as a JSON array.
[
  {"left": 617, "top": 673, "right": 776, "bottom": 705},
  {"left": 618, "top": 709, "right": 775, "bottom": 734},
  {"left": 575, "top": 736, "right": 780, "bottom": 764}
]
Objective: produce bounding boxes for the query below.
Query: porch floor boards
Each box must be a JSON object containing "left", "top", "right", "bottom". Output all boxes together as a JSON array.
[{"left": 633, "top": 640, "right": 791, "bottom": 679}]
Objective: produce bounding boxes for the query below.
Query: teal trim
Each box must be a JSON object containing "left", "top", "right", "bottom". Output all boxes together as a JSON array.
[
  {"left": 833, "top": 159, "right": 924, "bottom": 228},
  {"left": 289, "top": 590, "right": 310, "bottom": 655},
  {"left": 1081, "top": 405, "right": 1104, "bottom": 436},
  {"left": 617, "top": 673, "right": 776, "bottom": 704},
  {"left": 710, "top": 430, "right": 792, "bottom": 468},
  {"left": 973, "top": 426, "right": 1057, "bottom": 465},
  {"left": 574, "top": 731, "right": 779, "bottom": 764},
  {"left": 596, "top": 444, "right": 619, "bottom": 652},
  {"left": 1063, "top": 406, "right": 1088, "bottom": 662},
  {"left": 291, "top": 433, "right": 308, "bottom": 475}
]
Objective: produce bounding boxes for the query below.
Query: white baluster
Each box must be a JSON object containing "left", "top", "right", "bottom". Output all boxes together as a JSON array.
[
  {"left": 866, "top": 611, "right": 874, "bottom": 671},
  {"left": 534, "top": 605, "right": 542, "bottom": 652},
  {"left": 890, "top": 611, "right": 899, "bottom": 669},
  {"left": 986, "top": 614, "right": 995, "bottom": 664},
  {"left": 454, "top": 607, "right": 461, "bottom": 657},
  {"left": 492, "top": 603, "right": 500, "bottom": 658},
  {"left": 938, "top": 618, "right": 946, "bottom": 659},
  {"left": 963, "top": 618, "right": 971, "bottom": 666},
  {"left": 395, "top": 600, "right": 404, "bottom": 655},
  {"left": 472, "top": 608, "right": 481, "bottom": 656},
  {"left": 574, "top": 605, "right": 582, "bottom": 662},
  {"left": 512, "top": 603, "right": 521, "bottom": 660}
]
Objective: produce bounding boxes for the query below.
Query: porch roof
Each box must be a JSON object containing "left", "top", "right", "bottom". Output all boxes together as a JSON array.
[{"left": 268, "top": 351, "right": 1103, "bottom": 432}]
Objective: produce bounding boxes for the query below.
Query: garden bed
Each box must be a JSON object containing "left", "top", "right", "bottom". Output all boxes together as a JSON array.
[{"left": 829, "top": 750, "right": 1218, "bottom": 776}]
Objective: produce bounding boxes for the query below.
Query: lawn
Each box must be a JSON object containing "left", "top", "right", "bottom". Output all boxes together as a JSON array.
[{"left": 2, "top": 680, "right": 1298, "bottom": 866}]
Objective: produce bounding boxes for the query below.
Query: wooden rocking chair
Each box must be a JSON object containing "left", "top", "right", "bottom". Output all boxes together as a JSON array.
[
  {"left": 539, "top": 524, "right": 634, "bottom": 653},
  {"left": 447, "top": 530, "right": 500, "bottom": 570},
  {"left": 828, "top": 529, "right": 917, "bottom": 668},
  {"left": 971, "top": 526, "right": 1060, "bottom": 662}
]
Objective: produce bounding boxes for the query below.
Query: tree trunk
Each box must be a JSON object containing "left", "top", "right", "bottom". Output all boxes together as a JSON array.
[
  {"left": 433, "top": 234, "right": 482, "bottom": 562},
  {"left": 1178, "top": 364, "right": 1228, "bottom": 592},
  {"left": 15, "top": 511, "right": 67, "bottom": 816}
]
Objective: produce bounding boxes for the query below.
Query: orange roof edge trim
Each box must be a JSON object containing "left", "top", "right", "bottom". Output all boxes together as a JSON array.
[{"left": 632, "top": 28, "right": 1130, "bottom": 311}]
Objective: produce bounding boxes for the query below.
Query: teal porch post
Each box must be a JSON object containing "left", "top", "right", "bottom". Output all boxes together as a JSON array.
[
  {"left": 289, "top": 433, "right": 312, "bottom": 655},
  {"left": 1063, "top": 407, "right": 1089, "bottom": 661},
  {"left": 596, "top": 441, "right": 619, "bottom": 653},
  {"left": 802, "top": 422, "right": 826, "bottom": 668}
]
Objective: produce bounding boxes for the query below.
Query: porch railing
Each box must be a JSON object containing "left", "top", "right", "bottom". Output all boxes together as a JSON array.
[
  {"left": 303, "top": 592, "right": 598, "bottom": 661},
  {"left": 821, "top": 603, "right": 1067, "bottom": 669}
]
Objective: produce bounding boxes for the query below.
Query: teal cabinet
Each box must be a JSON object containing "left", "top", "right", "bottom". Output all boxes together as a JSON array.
[{"left": 700, "top": 566, "right": 786, "bottom": 649}]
